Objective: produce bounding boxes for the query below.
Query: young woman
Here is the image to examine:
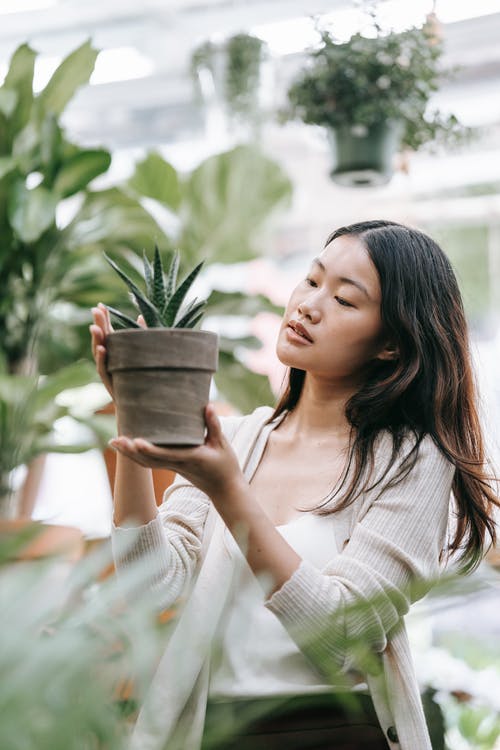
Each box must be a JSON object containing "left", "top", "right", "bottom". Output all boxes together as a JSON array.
[{"left": 90, "top": 220, "right": 498, "bottom": 750}]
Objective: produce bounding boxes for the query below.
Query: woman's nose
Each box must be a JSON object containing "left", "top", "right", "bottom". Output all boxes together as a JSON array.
[{"left": 297, "top": 300, "right": 320, "bottom": 323}]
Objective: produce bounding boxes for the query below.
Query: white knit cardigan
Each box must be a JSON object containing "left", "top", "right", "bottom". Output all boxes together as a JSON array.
[{"left": 112, "top": 405, "right": 455, "bottom": 750}]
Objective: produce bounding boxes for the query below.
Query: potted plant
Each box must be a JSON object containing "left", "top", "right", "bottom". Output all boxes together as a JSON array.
[
  {"left": 104, "top": 246, "right": 218, "bottom": 446},
  {"left": 284, "top": 13, "right": 467, "bottom": 186}
]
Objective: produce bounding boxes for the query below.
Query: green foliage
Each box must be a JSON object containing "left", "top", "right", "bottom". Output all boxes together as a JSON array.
[
  {"left": 104, "top": 246, "right": 207, "bottom": 329},
  {"left": 0, "top": 361, "right": 114, "bottom": 515},
  {"left": 457, "top": 704, "right": 500, "bottom": 749},
  {"left": 0, "top": 530, "right": 168, "bottom": 750},
  {"left": 127, "top": 152, "right": 181, "bottom": 211},
  {"left": 285, "top": 15, "right": 468, "bottom": 151},
  {"left": 179, "top": 144, "right": 292, "bottom": 266},
  {"left": 0, "top": 41, "right": 172, "bottom": 512},
  {"left": 191, "top": 33, "right": 266, "bottom": 119}
]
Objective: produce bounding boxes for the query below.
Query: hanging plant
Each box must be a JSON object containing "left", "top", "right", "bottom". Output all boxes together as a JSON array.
[
  {"left": 284, "top": 13, "right": 469, "bottom": 186},
  {"left": 191, "top": 33, "right": 267, "bottom": 121}
]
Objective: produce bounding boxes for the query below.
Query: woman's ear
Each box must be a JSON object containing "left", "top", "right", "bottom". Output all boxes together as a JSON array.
[{"left": 376, "top": 342, "right": 399, "bottom": 362}]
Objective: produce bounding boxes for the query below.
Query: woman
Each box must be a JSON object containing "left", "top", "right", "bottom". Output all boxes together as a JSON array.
[{"left": 90, "top": 220, "right": 498, "bottom": 750}]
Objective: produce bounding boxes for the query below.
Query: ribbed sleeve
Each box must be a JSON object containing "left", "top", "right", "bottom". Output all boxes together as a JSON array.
[
  {"left": 264, "top": 435, "right": 455, "bottom": 679},
  {"left": 111, "top": 414, "right": 244, "bottom": 610},
  {"left": 111, "top": 483, "right": 212, "bottom": 610}
]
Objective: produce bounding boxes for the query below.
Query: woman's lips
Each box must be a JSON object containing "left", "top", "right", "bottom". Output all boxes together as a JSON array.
[{"left": 286, "top": 320, "right": 312, "bottom": 344}]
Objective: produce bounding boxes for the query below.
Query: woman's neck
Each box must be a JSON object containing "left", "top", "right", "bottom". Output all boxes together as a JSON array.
[{"left": 280, "top": 374, "right": 355, "bottom": 443}]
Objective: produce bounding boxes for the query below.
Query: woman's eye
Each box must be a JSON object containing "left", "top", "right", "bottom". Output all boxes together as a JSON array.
[
  {"left": 335, "top": 296, "right": 354, "bottom": 308},
  {"left": 305, "top": 277, "right": 317, "bottom": 287}
]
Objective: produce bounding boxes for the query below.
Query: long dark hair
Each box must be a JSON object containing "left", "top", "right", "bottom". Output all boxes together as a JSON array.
[{"left": 267, "top": 220, "right": 499, "bottom": 572}]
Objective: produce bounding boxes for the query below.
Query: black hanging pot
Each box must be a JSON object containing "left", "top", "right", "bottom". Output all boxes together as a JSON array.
[{"left": 327, "top": 120, "right": 404, "bottom": 187}]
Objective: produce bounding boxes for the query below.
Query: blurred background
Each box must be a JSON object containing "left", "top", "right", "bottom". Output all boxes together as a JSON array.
[{"left": 1, "top": 2, "right": 499, "bottom": 747}]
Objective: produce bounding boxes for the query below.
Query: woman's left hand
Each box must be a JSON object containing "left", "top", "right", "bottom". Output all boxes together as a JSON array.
[{"left": 108, "top": 403, "right": 246, "bottom": 502}]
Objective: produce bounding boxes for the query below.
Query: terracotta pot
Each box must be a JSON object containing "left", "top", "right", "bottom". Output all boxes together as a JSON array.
[
  {"left": 327, "top": 120, "right": 404, "bottom": 187},
  {"left": 106, "top": 329, "right": 218, "bottom": 446}
]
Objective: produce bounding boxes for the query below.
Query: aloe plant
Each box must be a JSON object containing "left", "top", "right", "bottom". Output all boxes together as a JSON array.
[{"left": 104, "top": 247, "right": 207, "bottom": 330}]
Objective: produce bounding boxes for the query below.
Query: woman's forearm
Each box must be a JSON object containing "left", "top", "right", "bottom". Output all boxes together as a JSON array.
[
  {"left": 213, "top": 479, "right": 302, "bottom": 597},
  {"left": 112, "top": 447, "right": 158, "bottom": 527}
]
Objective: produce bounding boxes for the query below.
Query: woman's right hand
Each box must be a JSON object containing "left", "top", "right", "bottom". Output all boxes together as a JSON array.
[{"left": 90, "top": 303, "right": 115, "bottom": 399}]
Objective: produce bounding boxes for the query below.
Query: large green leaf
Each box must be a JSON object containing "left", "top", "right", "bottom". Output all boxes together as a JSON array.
[
  {"left": 7, "top": 181, "right": 57, "bottom": 243},
  {"left": 128, "top": 151, "right": 182, "bottom": 210},
  {"left": 12, "top": 120, "right": 40, "bottom": 162},
  {"left": 180, "top": 144, "right": 292, "bottom": 265},
  {"left": 34, "top": 360, "right": 97, "bottom": 408},
  {"left": 64, "top": 188, "right": 170, "bottom": 253},
  {"left": 207, "top": 289, "right": 283, "bottom": 317},
  {"left": 0, "top": 157, "right": 16, "bottom": 180},
  {"left": 37, "top": 40, "right": 98, "bottom": 118},
  {"left": 39, "top": 114, "right": 62, "bottom": 182},
  {"left": 214, "top": 350, "right": 275, "bottom": 413},
  {"left": 3, "top": 43, "right": 35, "bottom": 134},
  {"left": 0, "top": 89, "right": 17, "bottom": 118},
  {"left": 53, "top": 148, "right": 112, "bottom": 197}
]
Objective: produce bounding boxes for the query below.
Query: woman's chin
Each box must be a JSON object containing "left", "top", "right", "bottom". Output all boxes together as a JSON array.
[{"left": 276, "top": 342, "right": 302, "bottom": 368}]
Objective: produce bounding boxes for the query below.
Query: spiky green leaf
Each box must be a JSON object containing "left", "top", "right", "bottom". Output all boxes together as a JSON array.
[
  {"left": 162, "top": 261, "right": 204, "bottom": 327},
  {"left": 174, "top": 299, "right": 207, "bottom": 328},
  {"left": 184, "top": 312, "right": 204, "bottom": 329},
  {"left": 152, "top": 244, "right": 167, "bottom": 309},
  {"left": 165, "top": 250, "right": 180, "bottom": 300},
  {"left": 105, "top": 305, "right": 141, "bottom": 329},
  {"left": 103, "top": 253, "right": 159, "bottom": 327},
  {"left": 142, "top": 250, "right": 154, "bottom": 299}
]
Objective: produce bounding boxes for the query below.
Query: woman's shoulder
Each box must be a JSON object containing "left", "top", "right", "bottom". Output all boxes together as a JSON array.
[{"left": 373, "top": 428, "right": 455, "bottom": 489}]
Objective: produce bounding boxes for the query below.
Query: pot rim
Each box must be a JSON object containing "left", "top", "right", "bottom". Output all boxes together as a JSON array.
[{"left": 107, "top": 328, "right": 218, "bottom": 340}]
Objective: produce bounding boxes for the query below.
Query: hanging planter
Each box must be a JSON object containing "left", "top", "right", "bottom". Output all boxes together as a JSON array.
[
  {"left": 104, "top": 247, "right": 218, "bottom": 447},
  {"left": 327, "top": 120, "right": 404, "bottom": 186},
  {"left": 284, "top": 11, "right": 468, "bottom": 187},
  {"left": 190, "top": 33, "right": 268, "bottom": 133}
]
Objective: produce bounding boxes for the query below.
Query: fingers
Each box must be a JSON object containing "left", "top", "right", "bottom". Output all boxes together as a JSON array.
[
  {"left": 137, "top": 314, "right": 146, "bottom": 329},
  {"left": 109, "top": 437, "right": 184, "bottom": 469},
  {"left": 90, "top": 303, "right": 114, "bottom": 398},
  {"left": 204, "top": 403, "right": 223, "bottom": 445},
  {"left": 94, "top": 303, "right": 114, "bottom": 335}
]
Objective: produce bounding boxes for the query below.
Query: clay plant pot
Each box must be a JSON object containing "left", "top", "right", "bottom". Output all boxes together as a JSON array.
[
  {"left": 106, "top": 329, "right": 218, "bottom": 446},
  {"left": 327, "top": 120, "right": 404, "bottom": 187}
]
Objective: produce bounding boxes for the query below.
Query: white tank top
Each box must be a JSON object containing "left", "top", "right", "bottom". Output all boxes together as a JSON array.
[{"left": 209, "top": 512, "right": 366, "bottom": 699}]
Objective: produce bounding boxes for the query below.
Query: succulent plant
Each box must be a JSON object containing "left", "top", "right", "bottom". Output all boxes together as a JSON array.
[{"left": 104, "top": 247, "right": 207, "bottom": 329}]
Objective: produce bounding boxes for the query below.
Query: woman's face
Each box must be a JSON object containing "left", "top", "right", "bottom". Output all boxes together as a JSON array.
[{"left": 276, "top": 234, "right": 390, "bottom": 380}]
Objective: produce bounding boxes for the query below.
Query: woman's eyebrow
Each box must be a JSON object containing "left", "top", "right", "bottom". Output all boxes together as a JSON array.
[{"left": 311, "top": 257, "right": 372, "bottom": 300}]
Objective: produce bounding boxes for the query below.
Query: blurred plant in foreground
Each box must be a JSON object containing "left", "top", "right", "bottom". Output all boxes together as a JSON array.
[{"left": 1, "top": 523, "right": 499, "bottom": 749}]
